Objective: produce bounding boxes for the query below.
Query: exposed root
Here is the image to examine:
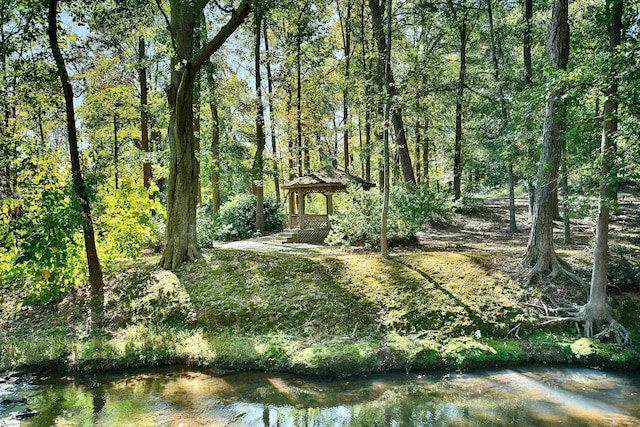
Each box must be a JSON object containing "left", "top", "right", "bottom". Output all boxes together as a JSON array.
[
  {"left": 525, "top": 253, "right": 588, "bottom": 291},
  {"left": 536, "top": 305, "right": 631, "bottom": 345},
  {"left": 506, "top": 323, "right": 521, "bottom": 339}
]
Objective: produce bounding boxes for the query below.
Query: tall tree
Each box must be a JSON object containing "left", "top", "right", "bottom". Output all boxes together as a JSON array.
[
  {"left": 158, "top": 0, "right": 251, "bottom": 270},
  {"left": 338, "top": 0, "right": 352, "bottom": 171},
  {"left": 486, "top": 0, "right": 517, "bottom": 232},
  {"left": 252, "top": 10, "right": 267, "bottom": 232},
  {"left": 447, "top": 0, "right": 475, "bottom": 200},
  {"left": 138, "top": 36, "right": 153, "bottom": 192},
  {"left": 523, "top": 0, "right": 572, "bottom": 281},
  {"left": 47, "top": 0, "right": 104, "bottom": 322},
  {"left": 263, "top": 21, "right": 280, "bottom": 202},
  {"left": 380, "top": 0, "right": 392, "bottom": 257},
  {"left": 206, "top": 61, "right": 221, "bottom": 214},
  {"left": 523, "top": 0, "right": 535, "bottom": 219},
  {"left": 581, "top": 0, "right": 624, "bottom": 338},
  {"left": 369, "top": 0, "right": 415, "bottom": 184},
  {"left": 552, "top": 0, "right": 629, "bottom": 343}
]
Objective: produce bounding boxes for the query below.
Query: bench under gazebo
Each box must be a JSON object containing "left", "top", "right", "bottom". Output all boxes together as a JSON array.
[{"left": 282, "top": 166, "right": 376, "bottom": 243}]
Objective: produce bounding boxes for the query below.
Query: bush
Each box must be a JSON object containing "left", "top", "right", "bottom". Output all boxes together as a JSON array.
[
  {"left": 326, "top": 184, "right": 457, "bottom": 249},
  {"left": 94, "top": 177, "right": 164, "bottom": 265},
  {"left": 0, "top": 161, "right": 86, "bottom": 303},
  {"left": 197, "top": 194, "right": 284, "bottom": 245}
]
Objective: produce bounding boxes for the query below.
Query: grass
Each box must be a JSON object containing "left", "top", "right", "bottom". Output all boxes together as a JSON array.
[{"left": 1, "top": 247, "right": 639, "bottom": 375}]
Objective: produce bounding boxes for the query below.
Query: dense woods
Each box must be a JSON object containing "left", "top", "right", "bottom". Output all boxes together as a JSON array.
[{"left": 2, "top": 0, "right": 640, "bottom": 348}]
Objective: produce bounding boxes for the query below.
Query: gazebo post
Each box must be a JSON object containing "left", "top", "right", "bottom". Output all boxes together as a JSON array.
[
  {"left": 287, "top": 191, "right": 295, "bottom": 228},
  {"left": 326, "top": 193, "right": 333, "bottom": 215},
  {"left": 298, "top": 190, "right": 306, "bottom": 230}
]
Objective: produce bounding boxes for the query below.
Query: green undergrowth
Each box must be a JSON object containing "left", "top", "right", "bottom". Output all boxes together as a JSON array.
[{"left": 1, "top": 249, "right": 639, "bottom": 375}]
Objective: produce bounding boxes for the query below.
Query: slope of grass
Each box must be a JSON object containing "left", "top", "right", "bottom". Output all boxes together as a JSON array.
[{"left": 1, "top": 248, "right": 638, "bottom": 375}]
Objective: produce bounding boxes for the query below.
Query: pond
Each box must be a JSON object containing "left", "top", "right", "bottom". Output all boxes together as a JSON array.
[{"left": 1, "top": 365, "right": 639, "bottom": 426}]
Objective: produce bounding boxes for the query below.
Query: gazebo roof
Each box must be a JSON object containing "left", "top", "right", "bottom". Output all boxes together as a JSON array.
[{"left": 282, "top": 166, "right": 376, "bottom": 191}]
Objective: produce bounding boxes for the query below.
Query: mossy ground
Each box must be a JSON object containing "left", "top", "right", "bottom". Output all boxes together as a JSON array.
[
  {"left": 2, "top": 192, "right": 639, "bottom": 375},
  {"left": 1, "top": 246, "right": 638, "bottom": 376}
]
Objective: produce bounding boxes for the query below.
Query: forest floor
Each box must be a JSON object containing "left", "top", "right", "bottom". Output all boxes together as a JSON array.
[{"left": 1, "top": 189, "right": 639, "bottom": 376}]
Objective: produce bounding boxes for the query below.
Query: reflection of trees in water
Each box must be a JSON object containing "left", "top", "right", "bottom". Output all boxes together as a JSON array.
[{"left": 24, "top": 368, "right": 640, "bottom": 426}]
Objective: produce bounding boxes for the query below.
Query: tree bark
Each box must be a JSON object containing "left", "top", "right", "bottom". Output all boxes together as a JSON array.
[
  {"left": 524, "top": 0, "right": 535, "bottom": 220},
  {"left": 296, "top": 20, "right": 303, "bottom": 176},
  {"left": 205, "top": 61, "right": 220, "bottom": 214},
  {"left": 561, "top": 114, "right": 571, "bottom": 244},
  {"left": 252, "top": 12, "right": 266, "bottom": 232},
  {"left": 361, "top": 0, "right": 372, "bottom": 181},
  {"left": 113, "top": 113, "right": 119, "bottom": 189},
  {"left": 523, "top": 0, "right": 569, "bottom": 277},
  {"left": 487, "top": 0, "right": 517, "bottom": 231},
  {"left": 423, "top": 117, "right": 429, "bottom": 188},
  {"left": 338, "top": 0, "right": 352, "bottom": 172},
  {"left": 263, "top": 22, "right": 280, "bottom": 202},
  {"left": 160, "top": 0, "right": 250, "bottom": 270},
  {"left": 380, "top": 0, "right": 392, "bottom": 257},
  {"left": 453, "top": 20, "right": 467, "bottom": 200},
  {"left": 584, "top": 0, "right": 623, "bottom": 333},
  {"left": 48, "top": 0, "right": 104, "bottom": 323},
  {"left": 369, "top": 0, "right": 415, "bottom": 184},
  {"left": 415, "top": 120, "right": 421, "bottom": 184},
  {"left": 138, "top": 36, "right": 152, "bottom": 192}
]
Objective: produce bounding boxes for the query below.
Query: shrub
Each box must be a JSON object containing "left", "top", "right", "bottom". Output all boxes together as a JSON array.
[
  {"left": 0, "top": 163, "right": 86, "bottom": 303},
  {"left": 94, "top": 177, "right": 164, "bottom": 265},
  {"left": 197, "top": 194, "right": 284, "bottom": 245},
  {"left": 326, "top": 184, "right": 457, "bottom": 249}
]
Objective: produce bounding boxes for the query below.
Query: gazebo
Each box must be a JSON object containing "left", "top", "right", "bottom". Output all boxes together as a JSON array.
[{"left": 282, "top": 166, "right": 376, "bottom": 243}]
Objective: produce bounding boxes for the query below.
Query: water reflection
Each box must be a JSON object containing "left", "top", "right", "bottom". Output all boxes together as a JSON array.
[{"left": 2, "top": 366, "right": 639, "bottom": 426}]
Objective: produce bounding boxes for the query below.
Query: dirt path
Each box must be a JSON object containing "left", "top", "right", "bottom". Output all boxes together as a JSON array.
[{"left": 420, "top": 189, "right": 640, "bottom": 257}]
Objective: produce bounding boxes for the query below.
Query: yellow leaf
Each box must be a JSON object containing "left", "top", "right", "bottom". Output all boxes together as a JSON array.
[{"left": 41, "top": 269, "right": 50, "bottom": 280}]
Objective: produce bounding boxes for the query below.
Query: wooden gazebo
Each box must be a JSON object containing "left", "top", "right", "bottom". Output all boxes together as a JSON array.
[{"left": 282, "top": 166, "right": 375, "bottom": 243}]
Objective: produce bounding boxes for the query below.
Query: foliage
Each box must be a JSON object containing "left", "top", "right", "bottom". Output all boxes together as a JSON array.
[
  {"left": 94, "top": 177, "right": 164, "bottom": 266},
  {"left": 0, "top": 150, "right": 86, "bottom": 303},
  {"left": 327, "top": 184, "right": 457, "bottom": 248},
  {"left": 197, "top": 194, "right": 284, "bottom": 245}
]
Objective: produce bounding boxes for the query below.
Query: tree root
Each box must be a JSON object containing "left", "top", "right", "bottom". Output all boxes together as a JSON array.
[
  {"left": 525, "top": 253, "right": 588, "bottom": 290},
  {"left": 538, "top": 306, "right": 631, "bottom": 345}
]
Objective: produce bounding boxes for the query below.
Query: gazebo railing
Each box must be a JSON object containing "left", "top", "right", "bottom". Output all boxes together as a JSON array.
[{"left": 289, "top": 214, "right": 329, "bottom": 229}]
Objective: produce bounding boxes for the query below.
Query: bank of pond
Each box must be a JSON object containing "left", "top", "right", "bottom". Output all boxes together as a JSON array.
[{"left": 1, "top": 365, "right": 639, "bottom": 426}]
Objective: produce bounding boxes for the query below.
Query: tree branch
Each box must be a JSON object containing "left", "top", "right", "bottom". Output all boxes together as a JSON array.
[
  {"left": 154, "top": 0, "right": 177, "bottom": 54},
  {"left": 192, "top": 0, "right": 252, "bottom": 72}
]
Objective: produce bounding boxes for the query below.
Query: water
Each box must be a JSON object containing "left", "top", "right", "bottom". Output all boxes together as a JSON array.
[{"left": 1, "top": 365, "right": 640, "bottom": 426}]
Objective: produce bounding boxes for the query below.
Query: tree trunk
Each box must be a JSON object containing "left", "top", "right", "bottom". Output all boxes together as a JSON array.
[
  {"left": 160, "top": 0, "right": 250, "bottom": 270},
  {"left": 524, "top": 0, "right": 535, "bottom": 220},
  {"left": 263, "top": 22, "right": 280, "bottom": 202},
  {"left": 194, "top": 23, "right": 203, "bottom": 208},
  {"left": 487, "top": 0, "right": 517, "bottom": 232},
  {"left": 380, "top": 0, "right": 392, "bottom": 257},
  {"left": 423, "top": 117, "right": 429, "bottom": 188},
  {"left": 361, "top": 0, "right": 371, "bottom": 181},
  {"left": 286, "top": 81, "right": 296, "bottom": 179},
  {"left": 415, "top": 120, "right": 421, "bottom": 184},
  {"left": 48, "top": 0, "right": 104, "bottom": 323},
  {"left": 523, "top": 0, "right": 569, "bottom": 277},
  {"left": 252, "top": 13, "right": 266, "bottom": 232},
  {"left": 369, "top": 0, "right": 415, "bottom": 184},
  {"left": 206, "top": 63, "right": 220, "bottom": 214},
  {"left": 453, "top": 20, "right": 467, "bottom": 200},
  {"left": 584, "top": 0, "right": 623, "bottom": 334},
  {"left": 338, "top": 0, "right": 352, "bottom": 172},
  {"left": 609, "top": 0, "right": 622, "bottom": 201},
  {"left": 113, "top": 113, "right": 119, "bottom": 189},
  {"left": 296, "top": 24, "right": 303, "bottom": 176},
  {"left": 138, "top": 36, "right": 152, "bottom": 193},
  {"left": 561, "top": 115, "right": 571, "bottom": 244}
]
